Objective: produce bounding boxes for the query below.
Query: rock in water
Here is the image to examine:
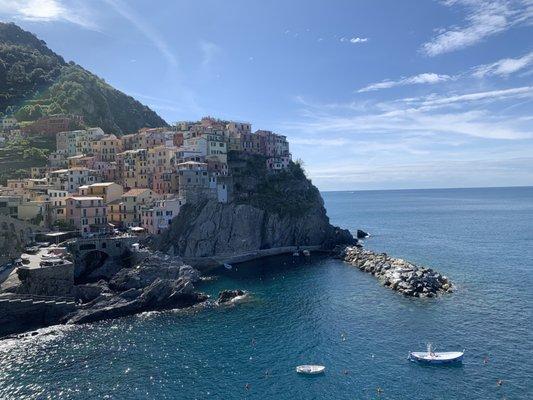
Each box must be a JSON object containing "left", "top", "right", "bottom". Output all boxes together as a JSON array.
[
  {"left": 337, "top": 245, "right": 452, "bottom": 297},
  {"left": 356, "top": 229, "right": 370, "bottom": 239},
  {"left": 217, "top": 289, "right": 246, "bottom": 304}
]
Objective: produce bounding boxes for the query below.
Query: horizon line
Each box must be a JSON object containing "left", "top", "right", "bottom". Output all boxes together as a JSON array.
[{"left": 320, "top": 185, "right": 533, "bottom": 193}]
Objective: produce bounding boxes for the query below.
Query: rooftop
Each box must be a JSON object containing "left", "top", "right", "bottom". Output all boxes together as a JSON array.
[
  {"left": 67, "top": 196, "right": 104, "bottom": 201},
  {"left": 123, "top": 188, "right": 151, "bottom": 196}
]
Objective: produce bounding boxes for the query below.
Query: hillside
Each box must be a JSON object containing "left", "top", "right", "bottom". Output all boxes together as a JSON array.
[{"left": 0, "top": 22, "right": 167, "bottom": 134}]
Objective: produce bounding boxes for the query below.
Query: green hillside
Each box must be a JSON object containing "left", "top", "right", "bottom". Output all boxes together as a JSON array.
[{"left": 0, "top": 22, "right": 168, "bottom": 134}]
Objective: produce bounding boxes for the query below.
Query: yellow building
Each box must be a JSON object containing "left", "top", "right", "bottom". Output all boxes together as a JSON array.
[
  {"left": 107, "top": 188, "right": 157, "bottom": 228},
  {"left": 91, "top": 134, "right": 123, "bottom": 162},
  {"left": 116, "top": 149, "right": 149, "bottom": 189},
  {"left": 78, "top": 182, "right": 123, "bottom": 204}
]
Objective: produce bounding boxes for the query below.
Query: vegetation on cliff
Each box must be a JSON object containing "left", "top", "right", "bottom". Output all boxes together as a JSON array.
[
  {"left": 230, "top": 151, "right": 322, "bottom": 217},
  {"left": 0, "top": 22, "right": 167, "bottom": 134}
]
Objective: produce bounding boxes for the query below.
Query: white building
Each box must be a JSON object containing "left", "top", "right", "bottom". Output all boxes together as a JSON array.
[{"left": 141, "top": 197, "right": 184, "bottom": 235}]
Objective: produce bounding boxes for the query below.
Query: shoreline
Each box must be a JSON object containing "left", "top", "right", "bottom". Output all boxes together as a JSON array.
[{"left": 184, "top": 245, "right": 326, "bottom": 272}]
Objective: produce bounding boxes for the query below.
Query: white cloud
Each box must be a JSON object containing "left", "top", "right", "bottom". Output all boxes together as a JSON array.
[
  {"left": 397, "top": 86, "right": 533, "bottom": 109},
  {"left": 103, "top": 0, "right": 178, "bottom": 67},
  {"left": 422, "top": 0, "right": 533, "bottom": 56},
  {"left": 358, "top": 73, "right": 453, "bottom": 92},
  {"left": 0, "top": 0, "right": 98, "bottom": 30},
  {"left": 200, "top": 40, "right": 222, "bottom": 70},
  {"left": 287, "top": 86, "right": 533, "bottom": 141},
  {"left": 340, "top": 37, "right": 368, "bottom": 43},
  {"left": 291, "top": 138, "right": 349, "bottom": 147},
  {"left": 473, "top": 51, "right": 533, "bottom": 77}
]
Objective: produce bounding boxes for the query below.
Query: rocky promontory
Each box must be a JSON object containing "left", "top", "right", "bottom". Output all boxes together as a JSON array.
[
  {"left": 336, "top": 245, "right": 453, "bottom": 297},
  {"left": 155, "top": 153, "right": 355, "bottom": 261}
]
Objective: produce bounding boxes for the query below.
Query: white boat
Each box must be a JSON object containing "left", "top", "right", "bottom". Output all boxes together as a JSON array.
[
  {"left": 296, "top": 365, "right": 326, "bottom": 375},
  {"left": 302, "top": 250, "right": 311, "bottom": 257},
  {"left": 223, "top": 263, "right": 233, "bottom": 270},
  {"left": 409, "top": 344, "right": 464, "bottom": 364}
]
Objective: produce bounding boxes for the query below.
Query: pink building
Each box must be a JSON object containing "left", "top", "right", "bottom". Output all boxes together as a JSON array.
[{"left": 66, "top": 196, "right": 108, "bottom": 236}]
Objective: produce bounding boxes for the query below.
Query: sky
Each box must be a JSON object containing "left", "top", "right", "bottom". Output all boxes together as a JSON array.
[{"left": 1, "top": 0, "right": 532, "bottom": 191}]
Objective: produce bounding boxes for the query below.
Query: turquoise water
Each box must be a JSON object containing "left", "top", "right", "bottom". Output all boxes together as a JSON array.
[{"left": 0, "top": 187, "right": 532, "bottom": 399}]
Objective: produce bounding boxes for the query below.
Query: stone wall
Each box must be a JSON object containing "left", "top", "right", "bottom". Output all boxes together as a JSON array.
[
  {"left": 0, "top": 298, "right": 75, "bottom": 337},
  {"left": 16, "top": 263, "right": 74, "bottom": 296},
  {"left": 0, "top": 216, "right": 41, "bottom": 265}
]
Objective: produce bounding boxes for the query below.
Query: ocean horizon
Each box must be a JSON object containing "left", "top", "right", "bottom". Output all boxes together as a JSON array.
[
  {"left": 322, "top": 185, "right": 533, "bottom": 193},
  {"left": 1, "top": 186, "right": 531, "bottom": 399}
]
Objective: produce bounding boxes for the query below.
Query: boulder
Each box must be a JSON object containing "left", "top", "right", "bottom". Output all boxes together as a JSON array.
[
  {"left": 356, "top": 230, "right": 370, "bottom": 239},
  {"left": 217, "top": 289, "right": 246, "bottom": 304}
]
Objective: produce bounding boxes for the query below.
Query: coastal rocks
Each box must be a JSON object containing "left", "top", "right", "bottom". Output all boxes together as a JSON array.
[
  {"left": 67, "top": 277, "right": 207, "bottom": 325},
  {"left": 109, "top": 252, "right": 199, "bottom": 292},
  {"left": 336, "top": 245, "right": 453, "bottom": 298},
  {"left": 66, "top": 252, "right": 207, "bottom": 325},
  {"left": 216, "top": 289, "right": 247, "bottom": 304},
  {"left": 356, "top": 229, "right": 370, "bottom": 239}
]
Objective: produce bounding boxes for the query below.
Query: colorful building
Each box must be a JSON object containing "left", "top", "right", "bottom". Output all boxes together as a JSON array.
[
  {"left": 66, "top": 196, "right": 108, "bottom": 236},
  {"left": 141, "top": 197, "right": 183, "bottom": 234}
]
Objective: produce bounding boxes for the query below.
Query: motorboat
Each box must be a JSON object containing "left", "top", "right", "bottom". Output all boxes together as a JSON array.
[
  {"left": 224, "top": 263, "right": 233, "bottom": 270},
  {"left": 409, "top": 343, "right": 464, "bottom": 364},
  {"left": 296, "top": 365, "right": 326, "bottom": 375},
  {"left": 292, "top": 251, "right": 300, "bottom": 257},
  {"left": 302, "top": 250, "right": 311, "bottom": 257}
]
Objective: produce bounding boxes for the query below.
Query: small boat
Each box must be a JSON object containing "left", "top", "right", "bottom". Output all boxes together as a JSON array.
[
  {"left": 223, "top": 263, "right": 233, "bottom": 270},
  {"left": 302, "top": 250, "right": 311, "bottom": 257},
  {"left": 296, "top": 365, "right": 326, "bottom": 375},
  {"left": 409, "top": 343, "right": 464, "bottom": 364},
  {"left": 292, "top": 252, "right": 300, "bottom": 257}
]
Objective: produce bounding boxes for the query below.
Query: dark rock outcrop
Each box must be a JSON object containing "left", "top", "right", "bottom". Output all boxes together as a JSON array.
[
  {"left": 65, "top": 251, "right": 207, "bottom": 325},
  {"left": 217, "top": 289, "right": 246, "bottom": 304},
  {"left": 157, "top": 200, "right": 353, "bottom": 258},
  {"left": 356, "top": 229, "right": 370, "bottom": 239},
  {"left": 336, "top": 245, "right": 453, "bottom": 297},
  {"left": 68, "top": 277, "right": 207, "bottom": 325}
]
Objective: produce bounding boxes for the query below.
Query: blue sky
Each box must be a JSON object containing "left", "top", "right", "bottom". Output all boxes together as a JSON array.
[{"left": 1, "top": 0, "right": 532, "bottom": 190}]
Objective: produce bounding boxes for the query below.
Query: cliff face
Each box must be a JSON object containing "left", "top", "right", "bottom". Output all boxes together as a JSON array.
[{"left": 156, "top": 153, "right": 354, "bottom": 258}]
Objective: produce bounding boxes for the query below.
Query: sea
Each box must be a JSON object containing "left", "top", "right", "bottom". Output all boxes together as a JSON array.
[{"left": 0, "top": 186, "right": 531, "bottom": 399}]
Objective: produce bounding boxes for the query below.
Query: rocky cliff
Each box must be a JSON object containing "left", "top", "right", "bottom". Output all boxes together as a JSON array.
[{"left": 156, "top": 153, "right": 355, "bottom": 258}]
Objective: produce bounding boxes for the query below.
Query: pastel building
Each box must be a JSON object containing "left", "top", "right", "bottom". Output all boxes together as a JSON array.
[
  {"left": 65, "top": 167, "right": 101, "bottom": 193},
  {"left": 48, "top": 189, "right": 69, "bottom": 222},
  {"left": 107, "top": 188, "right": 156, "bottom": 228},
  {"left": 78, "top": 182, "right": 123, "bottom": 203},
  {"left": 116, "top": 149, "right": 149, "bottom": 189},
  {"left": 66, "top": 196, "right": 108, "bottom": 236},
  {"left": 68, "top": 155, "right": 96, "bottom": 169},
  {"left": 177, "top": 161, "right": 212, "bottom": 202},
  {"left": 141, "top": 197, "right": 184, "bottom": 234},
  {"left": 91, "top": 134, "right": 123, "bottom": 162}
]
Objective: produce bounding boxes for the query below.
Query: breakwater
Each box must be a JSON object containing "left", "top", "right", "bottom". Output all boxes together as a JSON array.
[{"left": 337, "top": 245, "right": 453, "bottom": 297}]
